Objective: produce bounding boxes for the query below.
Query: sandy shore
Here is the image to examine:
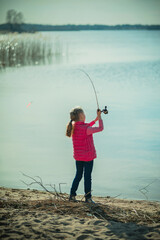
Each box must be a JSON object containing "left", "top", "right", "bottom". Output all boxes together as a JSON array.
[{"left": 0, "top": 186, "right": 160, "bottom": 240}]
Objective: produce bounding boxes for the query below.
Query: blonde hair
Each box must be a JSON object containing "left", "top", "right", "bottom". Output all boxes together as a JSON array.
[{"left": 66, "top": 106, "right": 84, "bottom": 137}]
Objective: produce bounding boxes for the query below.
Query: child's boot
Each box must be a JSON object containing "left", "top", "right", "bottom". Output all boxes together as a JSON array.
[
  {"left": 85, "top": 197, "right": 95, "bottom": 204},
  {"left": 69, "top": 194, "right": 77, "bottom": 202}
]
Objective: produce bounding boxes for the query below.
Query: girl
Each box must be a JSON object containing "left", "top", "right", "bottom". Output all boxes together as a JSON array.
[{"left": 66, "top": 106, "right": 104, "bottom": 203}]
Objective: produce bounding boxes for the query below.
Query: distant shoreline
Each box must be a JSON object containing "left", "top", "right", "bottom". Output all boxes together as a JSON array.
[{"left": 0, "top": 23, "right": 160, "bottom": 33}]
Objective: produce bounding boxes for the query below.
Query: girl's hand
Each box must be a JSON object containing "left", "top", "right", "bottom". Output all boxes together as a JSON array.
[{"left": 95, "top": 109, "right": 101, "bottom": 121}]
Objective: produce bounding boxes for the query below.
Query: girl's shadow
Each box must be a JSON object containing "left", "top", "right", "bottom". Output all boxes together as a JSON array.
[{"left": 81, "top": 201, "right": 159, "bottom": 240}]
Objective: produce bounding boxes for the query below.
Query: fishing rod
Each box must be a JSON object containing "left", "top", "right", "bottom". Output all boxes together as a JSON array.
[{"left": 78, "top": 68, "right": 108, "bottom": 114}]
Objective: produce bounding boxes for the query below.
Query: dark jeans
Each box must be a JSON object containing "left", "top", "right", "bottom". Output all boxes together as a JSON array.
[{"left": 70, "top": 159, "right": 94, "bottom": 199}]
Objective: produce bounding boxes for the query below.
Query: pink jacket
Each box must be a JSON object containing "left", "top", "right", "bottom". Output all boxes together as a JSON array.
[{"left": 72, "top": 119, "right": 104, "bottom": 161}]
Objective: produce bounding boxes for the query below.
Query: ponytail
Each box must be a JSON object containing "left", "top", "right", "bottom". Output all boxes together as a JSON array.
[
  {"left": 65, "top": 106, "right": 84, "bottom": 138},
  {"left": 66, "top": 120, "right": 74, "bottom": 137}
]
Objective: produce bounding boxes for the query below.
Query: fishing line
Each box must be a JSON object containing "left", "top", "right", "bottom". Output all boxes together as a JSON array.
[
  {"left": 78, "top": 68, "right": 100, "bottom": 109},
  {"left": 77, "top": 68, "right": 108, "bottom": 114}
]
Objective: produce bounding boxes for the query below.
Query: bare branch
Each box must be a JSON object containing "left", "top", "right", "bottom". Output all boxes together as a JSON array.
[
  {"left": 138, "top": 177, "right": 160, "bottom": 200},
  {"left": 34, "top": 176, "right": 43, "bottom": 185},
  {"left": 112, "top": 193, "right": 122, "bottom": 198},
  {"left": 20, "top": 171, "right": 68, "bottom": 202},
  {"left": 80, "top": 190, "right": 93, "bottom": 202},
  {"left": 59, "top": 183, "right": 67, "bottom": 193}
]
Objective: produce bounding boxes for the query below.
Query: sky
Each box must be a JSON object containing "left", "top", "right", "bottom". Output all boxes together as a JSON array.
[{"left": 0, "top": 0, "right": 160, "bottom": 25}]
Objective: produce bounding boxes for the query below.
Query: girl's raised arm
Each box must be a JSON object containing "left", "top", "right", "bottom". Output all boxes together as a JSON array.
[
  {"left": 88, "top": 120, "right": 96, "bottom": 126},
  {"left": 87, "top": 119, "right": 104, "bottom": 135}
]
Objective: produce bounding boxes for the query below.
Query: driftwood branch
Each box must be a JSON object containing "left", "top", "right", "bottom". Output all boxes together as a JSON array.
[
  {"left": 138, "top": 177, "right": 160, "bottom": 200},
  {"left": 112, "top": 193, "right": 122, "bottom": 198},
  {"left": 20, "top": 171, "right": 68, "bottom": 202},
  {"left": 59, "top": 183, "right": 67, "bottom": 193},
  {"left": 80, "top": 190, "right": 93, "bottom": 202}
]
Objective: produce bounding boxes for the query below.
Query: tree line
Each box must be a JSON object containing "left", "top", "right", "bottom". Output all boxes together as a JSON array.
[{"left": 1, "top": 9, "right": 160, "bottom": 33}]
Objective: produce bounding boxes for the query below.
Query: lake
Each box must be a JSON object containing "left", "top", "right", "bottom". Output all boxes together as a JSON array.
[{"left": 0, "top": 30, "right": 160, "bottom": 201}]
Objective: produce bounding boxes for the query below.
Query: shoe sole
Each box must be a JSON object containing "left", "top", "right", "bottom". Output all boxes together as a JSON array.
[
  {"left": 85, "top": 200, "right": 97, "bottom": 204},
  {"left": 69, "top": 199, "right": 78, "bottom": 202}
]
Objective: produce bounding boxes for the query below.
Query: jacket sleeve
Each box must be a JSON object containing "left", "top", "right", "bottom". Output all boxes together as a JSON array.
[
  {"left": 88, "top": 120, "right": 96, "bottom": 126},
  {"left": 87, "top": 119, "right": 104, "bottom": 135}
]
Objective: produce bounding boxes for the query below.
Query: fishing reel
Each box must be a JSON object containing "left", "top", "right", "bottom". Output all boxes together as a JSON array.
[
  {"left": 98, "top": 106, "right": 108, "bottom": 114},
  {"left": 102, "top": 106, "right": 108, "bottom": 114}
]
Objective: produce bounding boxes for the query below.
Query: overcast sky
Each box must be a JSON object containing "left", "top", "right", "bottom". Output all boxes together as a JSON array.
[{"left": 0, "top": 0, "right": 160, "bottom": 25}]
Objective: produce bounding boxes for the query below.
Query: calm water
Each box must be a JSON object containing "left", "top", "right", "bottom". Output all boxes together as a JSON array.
[{"left": 0, "top": 30, "right": 160, "bottom": 201}]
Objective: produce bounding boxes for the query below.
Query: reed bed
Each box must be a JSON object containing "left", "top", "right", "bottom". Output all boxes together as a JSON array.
[{"left": 0, "top": 32, "right": 63, "bottom": 68}]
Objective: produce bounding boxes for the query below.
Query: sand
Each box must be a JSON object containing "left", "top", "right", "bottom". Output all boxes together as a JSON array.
[{"left": 0, "top": 186, "right": 160, "bottom": 240}]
